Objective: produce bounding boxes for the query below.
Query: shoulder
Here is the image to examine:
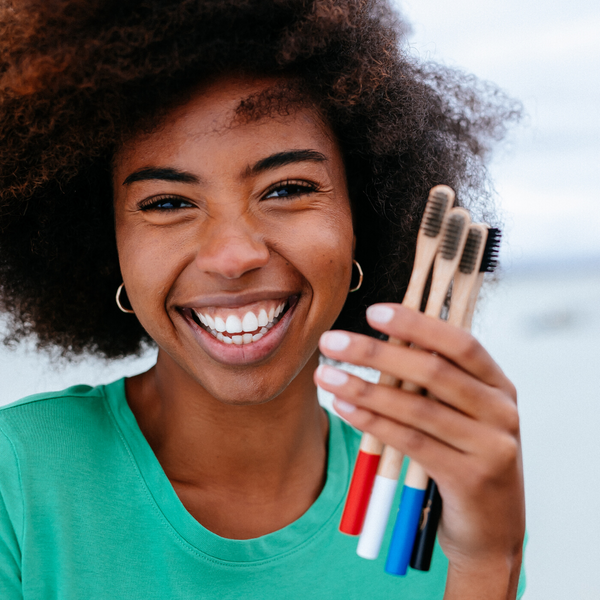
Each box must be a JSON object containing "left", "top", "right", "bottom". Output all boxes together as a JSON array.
[
  {"left": 0, "top": 382, "right": 105, "bottom": 413},
  {"left": 0, "top": 380, "right": 126, "bottom": 466}
]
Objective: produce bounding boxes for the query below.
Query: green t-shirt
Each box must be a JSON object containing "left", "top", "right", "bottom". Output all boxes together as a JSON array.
[{"left": 0, "top": 379, "right": 525, "bottom": 599}]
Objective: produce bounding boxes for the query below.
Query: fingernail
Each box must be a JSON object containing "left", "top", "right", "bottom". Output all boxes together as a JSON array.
[
  {"left": 317, "top": 365, "right": 349, "bottom": 386},
  {"left": 333, "top": 398, "right": 357, "bottom": 414},
  {"left": 367, "top": 304, "right": 394, "bottom": 323},
  {"left": 320, "top": 331, "right": 351, "bottom": 351}
]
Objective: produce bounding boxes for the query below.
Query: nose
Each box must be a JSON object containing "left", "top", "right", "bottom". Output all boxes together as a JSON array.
[{"left": 194, "top": 215, "right": 270, "bottom": 280}]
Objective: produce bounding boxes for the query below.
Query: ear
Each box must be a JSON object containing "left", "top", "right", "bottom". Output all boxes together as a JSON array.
[{"left": 352, "top": 234, "right": 356, "bottom": 256}]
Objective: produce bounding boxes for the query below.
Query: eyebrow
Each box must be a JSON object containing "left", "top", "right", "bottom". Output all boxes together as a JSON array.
[
  {"left": 123, "top": 167, "right": 199, "bottom": 186},
  {"left": 247, "top": 149, "right": 327, "bottom": 175},
  {"left": 122, "top": 149, "right": 327, "bottom": 186}
]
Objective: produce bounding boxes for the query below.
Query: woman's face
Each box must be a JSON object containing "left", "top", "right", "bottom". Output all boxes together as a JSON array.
[{"left": 112, "top": 75, "right": 354, "bottom": 405}]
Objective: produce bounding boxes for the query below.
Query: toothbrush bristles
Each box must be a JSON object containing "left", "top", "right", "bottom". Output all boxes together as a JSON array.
[
  {"left": 479, "top": 227, "right": 501, "bottom": 272},
  {"left": 458, "top": 228, "right": 483, "bottom": 274},
  {"left": 439, "top": 213, "right": 466, "bottom": 259},
  {"left": 421, "top": 192, "right": 449, "bottom": 238}
]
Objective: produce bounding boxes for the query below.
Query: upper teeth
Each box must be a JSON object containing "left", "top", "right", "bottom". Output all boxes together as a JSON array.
[{"left": 192, "top": 301, "right": 286, "bottom": 339}]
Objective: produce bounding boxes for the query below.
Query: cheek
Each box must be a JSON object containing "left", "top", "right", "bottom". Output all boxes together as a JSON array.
[
  {"left": 116, "top": 222, "right": 188, "bottom": 315},
  {"left": 284, "top": 208, "right": 354, "bottom": 301}
]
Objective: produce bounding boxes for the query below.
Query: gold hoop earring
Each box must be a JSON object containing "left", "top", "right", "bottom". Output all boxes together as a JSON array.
[
  {"left": 116, "top": 283, "right": 135, "bottom": 314},
  {"left": 349, "top": 259, "right": 363, "bottom": 293}
]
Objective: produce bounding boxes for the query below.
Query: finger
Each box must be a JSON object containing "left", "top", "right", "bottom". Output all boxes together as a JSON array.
[
  {"left": 316, "top": 364, "right": 486, "bottom": 453},
  {"left": 366, "top": 303, "right": 515, "bottom": 397},
  {"left": 331, "top": 396, "right": 473, "bottom": 486},
  {"left": 318, "top": 330, "right": 513, "bottom": 424}
]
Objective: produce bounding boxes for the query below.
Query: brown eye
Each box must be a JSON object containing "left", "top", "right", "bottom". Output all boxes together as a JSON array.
[
  {"left": 139, "top": 196, "right": 194, "bottom": 211},
  {"left": 264, "top": 180, "right": 317, "bottom": 199}
]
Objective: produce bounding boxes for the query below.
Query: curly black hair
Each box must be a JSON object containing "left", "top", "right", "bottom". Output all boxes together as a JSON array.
[{"left": 0, "top": 0, "right": 520, "bottom": 359}]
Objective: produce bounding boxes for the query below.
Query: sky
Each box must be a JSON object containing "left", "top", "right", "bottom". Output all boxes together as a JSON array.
[{"left": 395, "top": 0, "right": 600, "bottom": 268}]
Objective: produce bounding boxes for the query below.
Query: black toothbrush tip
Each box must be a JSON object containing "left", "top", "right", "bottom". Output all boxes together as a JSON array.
[
  {"left": 421, "top": 191, "right": 449, "bottom": 238},
  {"left": 439, "top": 213, "right": 466, "bottom": 259},
  {"left": 479, "top": 227, "right": 502, "bottom": 272},
  {"left": 458, "top": 228, "right": 483, "bottom": 274}
]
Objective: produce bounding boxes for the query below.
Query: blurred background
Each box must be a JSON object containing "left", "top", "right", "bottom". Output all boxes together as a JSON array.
[
  {"left": 1, "top": 1, "right": 598, "bottom": 597},
  {"left": 395, "top": 1, "right": 600, "bottom": 598}
]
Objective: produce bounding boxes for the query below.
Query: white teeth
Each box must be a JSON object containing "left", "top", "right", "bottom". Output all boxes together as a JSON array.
[
  {"left": 194, "top": 298, "right": 292, "bottom": 345},
  {"left": 257, "top": 309, "right": 268, "bottom": 327},
  {"left": 226, "top": 315, "right": 243, "bottom": 334},
  {"left": 214, "top": 316, "right": 226, "bottom": 332},
  {"left": 242, "top": 311, "right": 259, "bottom": 332}
]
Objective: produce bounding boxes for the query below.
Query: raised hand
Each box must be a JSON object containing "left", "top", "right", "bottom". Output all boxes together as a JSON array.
[{"left": 316, "top": 303, "right": 525, "bottom": 599}]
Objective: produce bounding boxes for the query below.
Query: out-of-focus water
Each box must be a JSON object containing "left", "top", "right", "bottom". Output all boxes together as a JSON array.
[
  {"left": 1, "top": 265, "right": 599, "bottom": 598},
  {"left": 475, "top": 265, "right": 600, "bottom": 600}
]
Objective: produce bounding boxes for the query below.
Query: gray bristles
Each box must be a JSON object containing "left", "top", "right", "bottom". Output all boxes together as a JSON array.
[
  {"left": 480, "top": 228, "right": 502, "bottom": 272},
  {"left": 440, "top": 213, "right": 466, "bottom": 259},
  {"left": 421, "top": 192, "right": 448, "bottom": 238},
  {"left": 459, "top": 228, "right": 483, "bottom": 274}
]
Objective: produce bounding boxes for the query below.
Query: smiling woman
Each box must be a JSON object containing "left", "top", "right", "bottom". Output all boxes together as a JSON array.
[{"left": 0, "top": 1, "right": 524, "bottom": 599}]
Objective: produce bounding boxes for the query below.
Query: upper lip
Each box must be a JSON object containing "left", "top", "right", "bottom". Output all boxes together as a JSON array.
[{"left": 177, "top": 290, "right": 299, "bottom": 310}]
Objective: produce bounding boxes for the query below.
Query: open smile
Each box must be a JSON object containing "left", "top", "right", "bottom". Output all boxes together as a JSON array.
[
  {"left": 189, "top": 297, "right": 290, "bottom": 345},
  {"left": 179, "top": 295, "right": 299, "bottom": 365}
]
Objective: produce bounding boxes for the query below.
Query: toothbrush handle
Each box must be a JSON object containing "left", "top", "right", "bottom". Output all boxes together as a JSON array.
[
  {"left": 410, "top": 478, "right": 442, "bottom": 571},
  {"left": 339, "top": 447, "right": 381, "bottom": 535}
]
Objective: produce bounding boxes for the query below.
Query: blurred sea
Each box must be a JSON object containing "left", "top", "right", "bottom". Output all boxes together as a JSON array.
[{"left": 1, "top": 261, "right": 599, "bottom": 599}]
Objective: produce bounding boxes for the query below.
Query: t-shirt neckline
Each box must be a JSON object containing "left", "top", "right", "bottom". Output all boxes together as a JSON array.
[{"left": 103, "top": 377, "right": 349, "bottom": 564}]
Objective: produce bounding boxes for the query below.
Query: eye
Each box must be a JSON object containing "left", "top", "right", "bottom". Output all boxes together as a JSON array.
[
  {"left": 138, "top": 195, "right": 194, "bottom": 211},
  {"left": 263, "top": 180, "right": 318, "bottom": 200}
]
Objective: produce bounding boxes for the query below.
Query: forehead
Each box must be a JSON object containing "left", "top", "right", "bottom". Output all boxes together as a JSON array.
[{"left": 113, "top": 76, "right": 336, "bottom": 172}]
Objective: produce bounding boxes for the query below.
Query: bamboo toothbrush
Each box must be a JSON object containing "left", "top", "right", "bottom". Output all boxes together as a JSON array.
[
  {"left": 409, "top": 226, "right": 502, "bottom": 572},
  {"left": 380, "top": 208, "right": 471, "bottom": 574},
  {"left": 463, "top": 227, "right": 501, "bottom": 331},
  {"left": 356, "top": 207, "right": 471, "bottom": 560},
  {"left": 339, "top": 185, "right": 453, "bottom": 536}
]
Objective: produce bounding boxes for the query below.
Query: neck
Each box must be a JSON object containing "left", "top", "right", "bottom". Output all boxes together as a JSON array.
[{"left": 125, "top": 350, "right": 329, "bottom": 538}]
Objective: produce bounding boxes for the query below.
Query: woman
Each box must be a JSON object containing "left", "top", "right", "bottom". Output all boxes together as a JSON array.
[{"left": 0, "top": 0, "right": 525, "bottom": 598}]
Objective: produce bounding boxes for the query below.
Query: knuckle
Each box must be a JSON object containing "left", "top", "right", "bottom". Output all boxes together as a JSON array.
[
  {"left": 494, "top": 434, "right": 519, "bottom": 467},
  {"left": 467, "top": 434, "right": 519, "bottom": 491},
  {"left": 407, "top": 395, "right": 436, "bottom": 425},
  {"left": 354, "top": 377, "right": 374, "bottom": 401},
  {"left": 362, "top": 337, "right": 382, "bottom": 361},
  {"left": 359, "top": 411, "right": 381, "bottom": 433},
  {"left": 501, "top": 402, "right": 521, "bottom": 437},
  {"left": 404, "top": 427, "right": 426, "bottom": 454},
  {"left": 505, "top": 381, "right": 518, "bottom": 403},
  {"left": 457, "top": 334, "right": 480, "bottom": 362},
  {"left": 423, "top": 355, "right": 449, "bottom": 385}
]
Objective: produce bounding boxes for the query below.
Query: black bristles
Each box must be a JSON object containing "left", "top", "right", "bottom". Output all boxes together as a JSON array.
[
  {"left": 421, "top": 192, "right": 449, "bottom": 238},
  {"left": 459, "top": 228, "right": 483, "bottom": 274},
  {"left": 439, "top": 213, "right": 466, "bottom": 259},
  {"left": 479, "top": 227, "right": 502, "bottom": 272}
]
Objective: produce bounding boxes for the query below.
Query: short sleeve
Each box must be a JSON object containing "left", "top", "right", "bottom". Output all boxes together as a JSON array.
[
  {"left": 516, "top": 531, "right": 528, "bottom": 599},
  {"left": 0, "top": 424, "right": 24, "bottom": 599}
]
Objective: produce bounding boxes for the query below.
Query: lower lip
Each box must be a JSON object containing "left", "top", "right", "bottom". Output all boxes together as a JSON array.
[{"left": 180, "top": 299, "right": 298, "bottom": 366}]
